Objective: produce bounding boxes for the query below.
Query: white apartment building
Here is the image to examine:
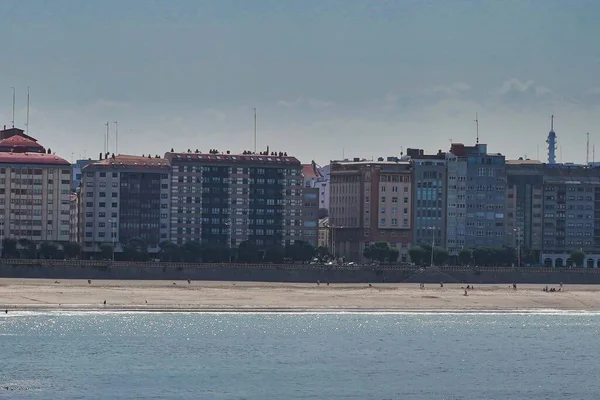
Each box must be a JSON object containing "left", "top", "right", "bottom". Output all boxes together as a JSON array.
[
  {"left": 0, "top": 127, "right": 72, "bottom": 249},
  {"left": 80, "top": 155, "right": 171, "bottom": 256}
]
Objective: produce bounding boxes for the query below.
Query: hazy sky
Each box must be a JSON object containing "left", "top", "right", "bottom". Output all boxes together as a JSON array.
[{"left": 1, "top": 0, "right": 599, "bottom": 165}]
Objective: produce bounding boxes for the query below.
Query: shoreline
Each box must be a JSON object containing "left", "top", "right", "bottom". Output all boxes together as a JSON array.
[
  {"left": 4, "top": 306, "right": 600, "bottom": 314},
  {"left": 3, "top": 279, "right": 600, "bottom": 312}
]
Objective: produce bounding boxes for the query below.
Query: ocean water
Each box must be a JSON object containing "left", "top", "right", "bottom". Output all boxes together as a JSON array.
[{"left": 1, "top": 311, "right": 600, "bottom": 399}]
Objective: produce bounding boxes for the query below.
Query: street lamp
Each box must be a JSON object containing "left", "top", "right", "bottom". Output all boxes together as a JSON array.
[
  {"left": 429, "top": 226, "right": 436, "bottom": 267},
  {"left": 108, "top": 219, "right": 116, "bottom": 262},
  {"left": 225, "top": 219, "right": 233, "bottom": 263},
  {"left": 514, "top": 227, "right": 521, "bottom": 267}
]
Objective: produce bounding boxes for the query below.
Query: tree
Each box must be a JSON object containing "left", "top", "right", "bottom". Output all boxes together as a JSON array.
[
  {"left": 180, "top": 241, "right": 202, "bottom": 263},
  {"left": 237, "top": 241, "right": 261, "bottom": 263},
  {"left": 285, "top": 241, "right": 315, "bottom": 263},
  {"left": 62, "top": 242, "right": 81, "bottom": 260},
  {"left": 363, "top": 242, "right": 390, "bottom": 263},
  {"left": 201, "top": 242, "right": 230, "bottom": 263},
  {"left": 408, "top": 246, "right": 426, "bottom": 265},
  {"left": 18, "top": 239, "right": 36, "bottom": 259},
  {"left": 99, "top": 243, "right": 114, "bottom": 260},
  {"left": 159, "top": 241, "right": 181, "bottom": 262},
  {"left": 433, "top": 247, "right": 449, "bottom": 265},
  {"left": 264, "top": 245, "right": 285, "bottom": 263},
  {"left": 1, "top": 238, "right": 18, "bottom": 258},
  {"left": 570, "top": 249, "right": 586, "bottom": 268},
  {"left": 315, "top": 246, "right": 331, "bottom": 263},
  {"left": 39, "top": 242, "right": 60, "bottom": 259},
  {"left": 122, "top": 238, "right": 149, "bottom": 261},
  {"left": 458, "top": 248, "right": 472, "bottom": 266},
  {"left": 388, "top": 247, "right": 400, "bottom": 263}
]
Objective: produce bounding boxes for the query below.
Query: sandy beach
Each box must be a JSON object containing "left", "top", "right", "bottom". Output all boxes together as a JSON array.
[{"left": 1, "top": 279, "right": 600, "bottom": 312}]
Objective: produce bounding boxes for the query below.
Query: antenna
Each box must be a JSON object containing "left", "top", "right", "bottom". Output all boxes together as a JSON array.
[
  {"left": 537, "top": 145, "right": 539, "bottom": 160},
  {"left": 25, "top": 87, "right": 30, "bottom": 134},
  {"left": 475, "top": 112, "right": 479, "bottom": 144},
  {"left": 113, "top": 121, "right": 118, "bottom": 155},
  {"left": 104, "top": 122, "right": 109, "bottom": 154},
  {"left": 253, "top": 108, "right": 257, "bottom": 154},
  {"left": 586, "top": 132, "right": 590, "bottom": 164},
  {"left": 11, "top": 87, "right": 15, "bottom": 128}
]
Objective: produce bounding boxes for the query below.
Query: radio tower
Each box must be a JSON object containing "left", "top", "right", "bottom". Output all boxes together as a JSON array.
[{"left": 547, "top": 115, "right": 557, "bottom": 164}]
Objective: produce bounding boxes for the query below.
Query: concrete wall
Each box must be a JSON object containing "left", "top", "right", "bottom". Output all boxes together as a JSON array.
[{"left": 3, "top": 262, "right": 600, "bottom": 284}]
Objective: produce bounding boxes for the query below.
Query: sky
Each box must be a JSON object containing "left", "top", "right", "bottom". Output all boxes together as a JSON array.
[{"left": 1, "top": 0, "right": 600, "bottom": 166}]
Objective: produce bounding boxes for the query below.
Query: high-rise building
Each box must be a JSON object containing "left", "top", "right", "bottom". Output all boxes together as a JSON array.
[
  {"left": 540, "top": 164, "right": 600, "bottom": 267},
  {"left": 80, "top": 154, "right": 171, "bottom": 256},
  {"left": 445, "top": 152, "right": 467, "bottom": 255},
  {"left": 450, "top": 143, "right": 506, "bottom": 249},
  {"left": 329, "top": 157, "right": 412, "bottom": 262},
  {"left": 407, "top": 149, "right": 447, "bottom": 249},
  {"left": 505, "top": 159, "right": 544, "bottom": 261},
  {"left": 0, "top": 126, "right": 72, "bottom": 249},
  {"left": 165, "top": 150, "right": 311, "bottom": 251}
]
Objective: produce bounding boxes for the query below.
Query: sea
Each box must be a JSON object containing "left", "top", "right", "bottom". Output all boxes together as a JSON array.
[{"left": 1, "top": 311, "right": 599, "bottom": 399}]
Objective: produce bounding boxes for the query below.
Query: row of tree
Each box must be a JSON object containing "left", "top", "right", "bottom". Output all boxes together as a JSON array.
[
  {"left": 1, "top": 238, "right": 81, "bottom": 260},
  {"left": 408, "top": 245, "right": 519, "bottom": 267},
  {"left": 362, "top": 242, "right": 400, "bottom": 263}
]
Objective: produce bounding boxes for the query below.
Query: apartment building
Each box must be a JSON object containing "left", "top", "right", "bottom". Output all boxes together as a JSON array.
[
  {"left": 445, "top": 152, "right": 467, "bottom": 255},
  {"left": 329, "top": 157, "right": 412, "bottom": 262},
  {"left": 541, "top": 164, "right": 600, "bottom": 267},
  {"left": 505, "top": 159, "right": 544, "bottom": 260},
  {"left": 0, "top": 126, "right": 72, "bottom": 248},
  {"left": 80, "top": 154, "right": 171, "bottom": 255},
  {"left": 164, "top": 150, "right": 310, "bottom": 250},
  {"left": 407, "top": 149, "right": 447, "bottom": 249},
  {"left": 450, "top": 143, "right": 506, "bottom": 249},
  {"left": 302, "top": 162, "right": 330, "bottom": 211}
]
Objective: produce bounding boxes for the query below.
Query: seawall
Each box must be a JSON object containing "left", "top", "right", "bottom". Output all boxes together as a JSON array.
[{"left": 2, "top": 261, "right": 600, "bottom": 284}]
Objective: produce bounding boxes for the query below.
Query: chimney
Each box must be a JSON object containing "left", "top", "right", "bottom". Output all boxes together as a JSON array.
[{"left": 99, "top": 152, "right": 103, "bottom": 160}]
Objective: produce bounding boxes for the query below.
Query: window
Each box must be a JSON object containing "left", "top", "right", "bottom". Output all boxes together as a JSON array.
[{"left": 99, "top": 172, "right": 106, "bottom": 177}]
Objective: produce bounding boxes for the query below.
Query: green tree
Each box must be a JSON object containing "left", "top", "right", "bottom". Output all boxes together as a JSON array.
[
  {"left": 315, "top": 246, "right": 331, "bottom": 263},
  {"left": 433, "top": 247, "right": 449, "bottom": 265},
  {"left": 180, "top": 241, "right": 203, "bottom": 262},
  {"left": 99, "top": 243, "right": 114, "bottom": 260},
  {"left": 158, "top": 241, "right": 179, "bottom": 262},
  {"left": 363, "top": 242, "right": 390, "bottom": 263},
  {"left": 62, "top": 242, "right": 81, "bottom": 259},
  {"left": 388, "top": 247, "right": 400, "bottom": 263},
  {"left": 201, "top": 242, "right": 230, "bottom": 263},
  {"left": 122, "top": 238, "right": 149, "bottom": 261},
  {"left": 285, "top": 241, "right": 315, "bottom": 263},
  {"left": 40, "top": 242, "right": 60, "bottom": 259},
  {"left": 264, "top": 245, "right": 285, "bottom": 263},
  {"left": 570, "top": 249, "right": 586, "bottom": 268},
  {"left": 18, "top": 239, "right": 36, "bottom": 259},
  {"left": 408, "top": 246, "right": 426, "bottom": 265},
  {"left": 237, "top": 240, "right": 261, "bottom": 263},
  {"left": 458, "top": 248, "right": 472, "bottom": 266},
  {"left": 1, "top": 238, "right": 18, "bottom": 258}
]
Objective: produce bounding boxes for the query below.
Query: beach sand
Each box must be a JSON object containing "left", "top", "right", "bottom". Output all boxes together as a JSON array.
[{"left": 1, "top": 279, "right": 600, "bottom": 312}]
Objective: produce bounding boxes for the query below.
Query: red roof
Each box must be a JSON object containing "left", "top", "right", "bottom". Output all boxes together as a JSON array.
[
  {"left": 302, "top": 163, "right": 321, "bottom": 179},
  {"left": 165, "top": 152, "right": 301, "bottom": 166},
  {"left": 0, "top": 152, "right": 70, "bottom": 165},
  {"left": 0, "top": 135, "right": 45, "bottom": 150},
  {"left": 84, "top": 154, "right": 170, "bottom": 170}
]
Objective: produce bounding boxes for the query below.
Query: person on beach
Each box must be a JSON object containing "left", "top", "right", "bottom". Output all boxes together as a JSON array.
[{"left": 464, "top": 290, "right": 468, "bottom": 296}]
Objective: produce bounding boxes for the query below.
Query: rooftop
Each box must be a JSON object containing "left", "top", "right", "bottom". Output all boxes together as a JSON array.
[
  {"left": 302, "top": 163, "right": 322, "bottom": 179},
  {"left": 165, "top": 151, "right": 301, "bottom": 166},
  {"left": 84, "top": 154, "right": 171, "bottom": 170},
  {"left": 506, "top": 159, "right": 544, "bottom": 165},
  {"left": 0, "top": 152, "right": 70, "bottom": 166}
]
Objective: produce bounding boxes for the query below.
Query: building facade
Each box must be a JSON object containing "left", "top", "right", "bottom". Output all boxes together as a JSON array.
[
  {"left": 329, "top": 157, "right": 412, "bottom": 262},
  {"left": 80, "top": 155, "right": 171, "bottom": 255},
  {"left": 0, "top": 127, "right": 72, "bottom": 249},
  {"left": 505, "top": 160, "right": 544, "bottom": 262},
  {"left": 445, "top": 152, "right": 467, "bottom": 255},
  {"left": 407, "top": 149, "right": 447, "bottom": 249},
  {"left": 165, "top": 151, "right": 311, "bottom": 251},
  {"left": 450, "top": 143, "right": 506, "bottom": 249}
]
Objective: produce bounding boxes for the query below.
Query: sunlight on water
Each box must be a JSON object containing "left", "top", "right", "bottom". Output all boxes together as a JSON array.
[{"left": 2, "top": 312, "right": 600, "bottom": 399}]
